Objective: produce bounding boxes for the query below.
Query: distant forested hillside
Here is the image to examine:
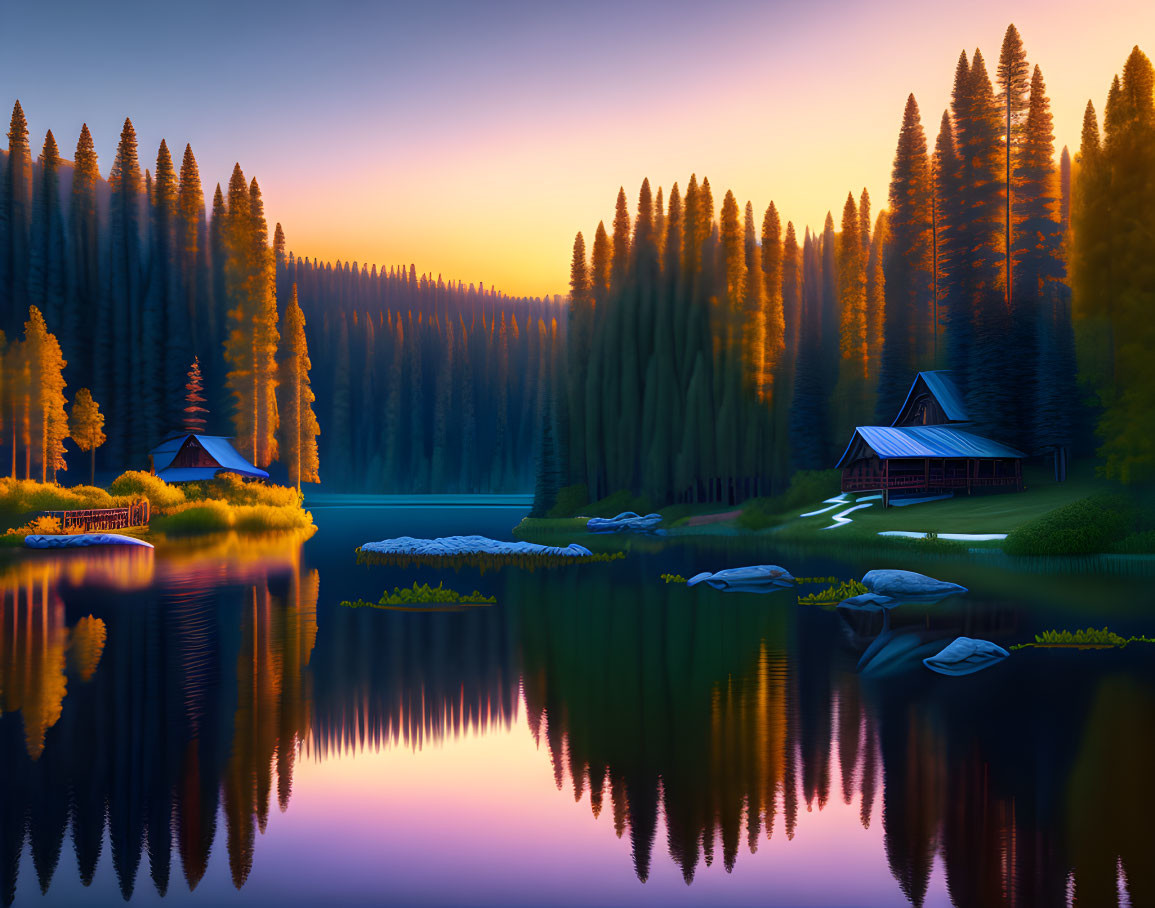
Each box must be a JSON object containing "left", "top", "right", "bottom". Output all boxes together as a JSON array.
[
  {"left": 0, "top": 110, "right": 560, "bottom": 490},
  {"left": 281, "top": 256, "right": 561, "bottom": 492}
]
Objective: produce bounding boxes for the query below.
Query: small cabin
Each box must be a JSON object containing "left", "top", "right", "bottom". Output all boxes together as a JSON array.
[
  {"left": 149, "top": 434, "right": 269, "bottom": 483},
  {"left": 835, "top": 371, "right": 1025, "bottom": 505}
]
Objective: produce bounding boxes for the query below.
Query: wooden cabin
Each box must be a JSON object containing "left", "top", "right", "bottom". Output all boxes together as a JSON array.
[
  {"left": 835, "top": 371, "right": 1025, "bottom": 505},
  {"left": 149, "top": 434, "right": 269, "bottom": 483}
]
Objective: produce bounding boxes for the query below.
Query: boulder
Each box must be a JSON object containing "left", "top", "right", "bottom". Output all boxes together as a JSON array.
[
  {"left": 837, "top": 591, "right": 896, "bottom": 610},
  {"left": 861, "top": 569, "right": 967, "bottom": 600},
  {"left": 686, "top": 565, "right": 794, "bottom": 592},
  {"left": 360, "top": 535, "right": 593, "bottom": 558},
  {"left": 25, "top": 533, "right": 154, "bottom": 549},
  {"left": 923, "top": 637, "right": 1010, "bottom": 676},
  {"left": 586, "top": 512, "right": 664, "bottom": 533}
]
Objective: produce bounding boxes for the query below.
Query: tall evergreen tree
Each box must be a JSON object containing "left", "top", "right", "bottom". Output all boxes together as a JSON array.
[
  {"left": 102, "top": 118, "right": 145, "bottom": 464},
  {"left": 183, "top": 357, "right": 208, "bottom": 433},
  {"left": 1072, "top": 47, "right": 1155, "bottom": 480},
  {"left": 67, "top": 124, "right": 100, "bottom": 388},
  {"left": 28, "top": 131, "right": 66, "bottom": 333},
  {"left": 760, "top": 201, "right": 784, "bottom": 399},
  {"left": 997, "top": 24, "right": 1031, "bottom": 311},
  {"left": 276, "top": 285, "right": 319, "bottom": 490},
  {"left": 877, "top": 94, "right": 933, "bottom": 420},
  {"left": 1, "top": 102, "right": 32, "bottom": 333},
  {"left": 22, "top": 305, "right": 68, "bottom": 482}
]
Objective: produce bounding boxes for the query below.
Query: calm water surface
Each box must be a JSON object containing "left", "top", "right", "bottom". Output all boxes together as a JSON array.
[{"left": 2, "top": 503, "right": 1153, "bottom": 907}]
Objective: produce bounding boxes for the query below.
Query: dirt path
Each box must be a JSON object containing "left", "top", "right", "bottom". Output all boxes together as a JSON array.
[{"left": 686, "top": 509, "right": 743, "bottom": 527}]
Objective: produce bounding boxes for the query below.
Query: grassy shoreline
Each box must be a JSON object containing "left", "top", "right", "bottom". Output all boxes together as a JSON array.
[
  {"left": 0, "top": 473, "right": 313, "bottom": 543},
  {"left": 517, "top": 465, "right": 1155, "bottom": 559}
]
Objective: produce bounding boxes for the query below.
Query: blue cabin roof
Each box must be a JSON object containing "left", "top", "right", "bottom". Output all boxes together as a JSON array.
[
  {"left": 892, "top": 371, "right": 968, "bottom": 426},
  {"left": 151, "top": 434, "right": 269, "bottom": 482},
  {"left": 836, "top": 425, "right": 1026, "bottom": 467}
]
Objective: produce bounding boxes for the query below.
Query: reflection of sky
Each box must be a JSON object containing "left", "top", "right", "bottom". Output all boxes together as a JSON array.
[
  {"left": 2, "top": 1, "right": 1151, "bottom": 297},
  {"left": 20, "top": 701, "right": 949, "bottom": 907}
]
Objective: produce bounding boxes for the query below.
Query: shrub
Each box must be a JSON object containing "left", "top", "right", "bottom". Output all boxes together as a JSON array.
[
  {"left": 547, "top": 484, "right": 588, "bottom": 518},
  {"left": 233, "top": 504, "right": 313, "bottom": 532},
  {"left": 153, "top": 499, "right": 233, "bottom": 534},
  {"left": 1004, "top": 494, "right": 1135, "bottom": 556},
  {"left": 737, "top": 470, "right": 843, "bottom": 531},
  {"left": 182, "top": 474, "right": 302, "bottom": 508},
  {"left": 5, "top": 514, "right": 65, "bottom": 536},
  {"left": 1112, "top": 530, "right": 1155, "bottom": 554},
  {"left": 0, "top": 477, "right": 120, "bottom": 514},
  {"left": 109, "top": 471, "right": 186, "bottom": 511},
  {"left": 582, "top": 489, "right": 655, "bottom": 518},
  {"left": 780, "top": 470, "right": 842, "bottom": 510}
]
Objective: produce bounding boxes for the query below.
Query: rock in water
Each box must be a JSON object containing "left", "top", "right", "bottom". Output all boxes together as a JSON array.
[
  {"left": 360, "top": 535, "right": 593, "bottom": 558},
  {"left": 25, "top": 533, "right": 154, "bottom": 549},
  {"left": 686, "top": 565, "right": 794, "bottom": 592},
  {"left": 837, "top": 592, "right": 896, "bottom": 610},
  {"left": 861, "top": 569, "right": 967, "bottom": 600},
  {"left": 586, "top": 512, "right": 664, "bottom": 533},
  {"left": 923, "top": 637, "right": 1009, "bottom": 676}
]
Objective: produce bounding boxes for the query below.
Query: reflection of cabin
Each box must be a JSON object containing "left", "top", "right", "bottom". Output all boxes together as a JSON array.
[
  {"left": 835, "top": 372, "right": 1025, "bottom": 506},
  {"left": 149, "top": 434, "right": 269, "bottom": 483}
]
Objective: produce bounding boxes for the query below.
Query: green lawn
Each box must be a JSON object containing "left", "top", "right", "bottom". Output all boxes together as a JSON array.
[{"left": 772, "top": 464, "right": 1110, "bottom": 544}]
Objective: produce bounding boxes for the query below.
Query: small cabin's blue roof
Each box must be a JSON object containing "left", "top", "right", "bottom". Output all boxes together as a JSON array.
[
  {"left": 150, "top": 434, "right": 269, "bottom": 481},
  {"left": 892, "top": 371, "right": 968, "bottom": 426},
  {"left": 836, "top": 425, "right": 1026, "bottom": 467}
]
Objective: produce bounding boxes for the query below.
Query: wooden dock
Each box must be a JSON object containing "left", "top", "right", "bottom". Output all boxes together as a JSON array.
[{"left": 42, "top": 500, "right": 150, "bottom": 532}]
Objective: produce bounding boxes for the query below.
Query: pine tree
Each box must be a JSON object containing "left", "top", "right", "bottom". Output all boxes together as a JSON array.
[
  {"left": 103, "top": 118, "right": 145, "bottom": 464},
  {"left": 68, "top": 124, "right": 100, "bottom": 388},
  {"left": 997, "top": 24, "right": 1031, "bottom": 311},
  {"left": 69, "top": 388, "right": 105, "bottom": 485},
  {"left": 610, "top": 188, "right": 630, "bottom": 290},
  {"left": 276, "top": 285, "right": 320, "bottom": 490},
  {"left": 183, "top": 357, "right": 208, "bottom": 433},
  {"left": 865, "top": 211, "right": 888, "bottom": 378},
  {"left": 838, "top": 191, "right": 867, "bottom": 377},
  {"left": 249, "top": 178, "right": 280, "bottom": 466},
  {"left": 143, "top": 140, "right": 179, "bottom": 445},
  {"left": 22, "top": 306, "right": 68, "bottom": 482},
  {"left": 27, "top": 130, "right": 67, "bottom": 346},
  {"left": 933, "top": 109, "right": 960, "bottom": 372},
  {"left": 1074, "top": 47, "right": 1155, "bottom": 480},
  {"left": 1, "top": 102, "right": 32, "bottom": 332},
  {"left": 760, "top": 201, "right": 785, "bottom": 398},
  {"left": 957, "top": 51, "right": 1014, "bottom": 439},
  {"left": 223, "top": 167, "right": 279, "bottom": 467},
  {"left": 878, "top": 94, "right": 933, "bottom": 419},
  {"left": 782, "top": 221, "right": 802, "bottom": 361}
]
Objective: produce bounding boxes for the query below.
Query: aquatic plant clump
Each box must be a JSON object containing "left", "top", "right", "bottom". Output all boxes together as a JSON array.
[
  {"left": 798, "top": 579, "right": 869, "bottom": 605},
  {"left": 660, "top": 573, "right": 687, "bottom": 584},
  {"left": 342, "top": 582, "right": 497, "bottom": 609},
  {"left": 1011, "top": 627, "right": 1155, "bottom": 650}
]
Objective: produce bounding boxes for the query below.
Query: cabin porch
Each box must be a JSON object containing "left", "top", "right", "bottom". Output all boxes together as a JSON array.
[{"left": 841, "top": 456, "right": 1023, "bottom": 501}]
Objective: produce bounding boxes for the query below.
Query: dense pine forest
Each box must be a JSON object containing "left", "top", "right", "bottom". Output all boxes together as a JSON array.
[
  {"left": 279, "top": 257, "right": 562, "bottom": 492},
  {"left": 536, "top": 29, "right": 1155, "bottom": 513},
  {"left": 0, "top": 109, "right": 558, "bottom": 491}
]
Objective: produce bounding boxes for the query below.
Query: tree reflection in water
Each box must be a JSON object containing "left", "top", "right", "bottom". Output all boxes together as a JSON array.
[{"left": 0, "top": 538, "right": 1152, "bottom": 907}]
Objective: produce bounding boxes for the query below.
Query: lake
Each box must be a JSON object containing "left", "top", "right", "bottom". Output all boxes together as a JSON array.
[{"left": 2, "top": 502, "right": 1152, "bottom": 907}]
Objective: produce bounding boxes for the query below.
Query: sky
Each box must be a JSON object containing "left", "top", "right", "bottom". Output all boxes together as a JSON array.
[{"left": 1, "top": 0, "right": 1151, "bottom": 298}]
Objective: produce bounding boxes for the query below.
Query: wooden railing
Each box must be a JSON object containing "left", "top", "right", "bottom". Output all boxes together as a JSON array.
[
  {"left": 842, "top": 472, "right": 1020, "bottom": 492},
  {"left": 42, "top": 499, "right": 150, "bottom": 532}
]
